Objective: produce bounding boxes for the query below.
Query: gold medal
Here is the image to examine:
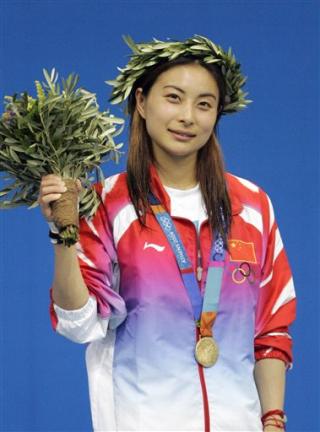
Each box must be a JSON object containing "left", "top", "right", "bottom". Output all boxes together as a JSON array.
[{"left": 195, "top": 336, "right": 219, "bottom": 367}]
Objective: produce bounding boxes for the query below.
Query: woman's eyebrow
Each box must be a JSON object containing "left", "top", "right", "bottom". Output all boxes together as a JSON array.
[{"left": 163, "top": 85, "right": 217, "bottom": 100}]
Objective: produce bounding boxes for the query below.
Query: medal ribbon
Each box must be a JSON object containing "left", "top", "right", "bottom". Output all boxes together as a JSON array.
[{"left": 148, "top": 193, "right": 226, "bottom": 337}]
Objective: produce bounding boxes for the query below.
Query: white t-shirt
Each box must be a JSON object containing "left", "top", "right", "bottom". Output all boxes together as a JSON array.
[
  {"left": 164, "top": 183, "right": 207, "bottom": 282},
  {"left": 164, "top": 183, "right": 207, "bottom": 231}
]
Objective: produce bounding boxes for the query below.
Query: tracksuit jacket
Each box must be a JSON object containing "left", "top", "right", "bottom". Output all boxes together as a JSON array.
[{"left": 50, "top": 165, "right": 296, "bottom": 431}]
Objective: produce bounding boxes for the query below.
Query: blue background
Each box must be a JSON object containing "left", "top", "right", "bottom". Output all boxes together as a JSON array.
[{"left": 0, "top": 1, "right": 319, "bottom": 431}]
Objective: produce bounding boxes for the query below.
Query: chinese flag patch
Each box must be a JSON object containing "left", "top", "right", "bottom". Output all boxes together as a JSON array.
[{"left": 228, "top": 239, "right": 257, "bottom": 263}]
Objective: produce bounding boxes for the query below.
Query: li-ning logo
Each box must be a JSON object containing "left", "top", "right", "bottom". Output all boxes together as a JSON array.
[{"left": 143, "top": 242, "right": 165, "bottom": 252}]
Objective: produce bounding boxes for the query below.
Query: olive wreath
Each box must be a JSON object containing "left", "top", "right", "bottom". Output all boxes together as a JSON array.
[{"left": 106, "top": 35, "right": 251, "bottom": 114}]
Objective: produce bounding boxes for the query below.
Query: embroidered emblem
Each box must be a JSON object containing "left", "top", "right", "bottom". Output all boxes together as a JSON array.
[
  {"left": 143, "top": 242, "right": 165, "bottom": 252},
  {"left": 228, "top": 239, "right": 257, "bottom": 264},
  {"left": 231, "top": 262, "right": 256, "bottom": 285}
]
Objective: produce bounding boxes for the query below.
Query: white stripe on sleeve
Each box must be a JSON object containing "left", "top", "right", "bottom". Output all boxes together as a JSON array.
[
  {"left": 101, "top": 174, "right": 120, "bottom": 202},
  {"left": 273, "top": 228, "right": 284, "bottom": 264},
  {"left": 113, "top": 203, "right": 138, "bottom": 247},
  {"left": 271, "top": 278, "right": 296, "bottom": 315},
  {"left": 267, "top": 194, "right": 275, "bottom": 233},
  {"left": 260, "top": 271, "right": 273, "bottom": 288},
  {"left": 239, "top": 205, "right": 263, "bottom": 234},
  {"left": 76, "top": 242, "right": 97, "bottom": 269}
]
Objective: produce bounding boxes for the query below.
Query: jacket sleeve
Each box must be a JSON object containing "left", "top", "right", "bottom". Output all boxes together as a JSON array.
[
  {"left": 49, "top": 182, "right": 127, "bottom": 344},
  {"left": 254, "top": 191, "right": 296, "bottom": 368}
]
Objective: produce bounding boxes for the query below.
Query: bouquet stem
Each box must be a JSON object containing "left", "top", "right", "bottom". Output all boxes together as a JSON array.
[{"left": 50, "top": 178, "right": 79, "bottom": 246}]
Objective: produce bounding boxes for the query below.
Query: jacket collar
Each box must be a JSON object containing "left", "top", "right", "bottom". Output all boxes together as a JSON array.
[
  {"left": 226, "top": 174, "right": 243, "bottom": 216},
  {"left": 149, "top": 164, "right": 172, "bottom": 212},
  {"left": 149, "top": 164, "right": 243, "bottom": 216}
]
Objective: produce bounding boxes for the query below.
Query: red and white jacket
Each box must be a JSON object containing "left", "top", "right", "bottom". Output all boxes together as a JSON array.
[{"left": 50, "top": 166, "right": 296, "bottom": 431}]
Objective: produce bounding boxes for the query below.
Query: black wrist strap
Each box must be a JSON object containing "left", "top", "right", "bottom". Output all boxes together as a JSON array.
[{"left": 49, "top": 230, "right": 64, "bottom": 244}]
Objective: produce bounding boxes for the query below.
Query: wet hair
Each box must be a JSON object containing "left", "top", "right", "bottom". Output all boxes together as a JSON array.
[{"left": 126, "top": 56, "right": 232, "bottom": 243}]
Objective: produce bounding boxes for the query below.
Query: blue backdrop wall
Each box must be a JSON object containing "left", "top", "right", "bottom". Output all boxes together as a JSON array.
[{"left": 0, "top": 1, "right": 319, "bottom": 431}]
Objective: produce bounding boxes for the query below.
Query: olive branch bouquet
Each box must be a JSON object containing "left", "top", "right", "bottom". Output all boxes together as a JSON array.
[{"left": 0, "top": 69, "right": 124, "bottom": 246}]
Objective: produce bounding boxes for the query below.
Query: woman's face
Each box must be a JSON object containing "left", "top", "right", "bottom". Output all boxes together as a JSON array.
[{"left": 135, "top": 63, "right": 220, "bottom": 165}]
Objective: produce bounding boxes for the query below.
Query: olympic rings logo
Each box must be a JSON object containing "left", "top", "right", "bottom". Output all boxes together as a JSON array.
[
  {"left": 159, "top": 215, "right": 172, "bottom": 231},
  {"left": 213, "top": 252, "right": 224, "bottom": 262},
  {"left": 231, "top": 262, "right": 256, "bottom": 285}
]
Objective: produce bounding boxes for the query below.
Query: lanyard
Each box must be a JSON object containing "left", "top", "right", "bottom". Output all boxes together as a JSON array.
[{"left": 148, "top": 192, "right": 226, "bottom": 333}]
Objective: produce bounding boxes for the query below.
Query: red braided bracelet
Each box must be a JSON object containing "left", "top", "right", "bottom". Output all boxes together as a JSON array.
[
  {"left": 261, "top": 410, "right": 287, "bottom": 430},
  {"left": 261, "top": 409, "right": 286, "bottom": 422}
]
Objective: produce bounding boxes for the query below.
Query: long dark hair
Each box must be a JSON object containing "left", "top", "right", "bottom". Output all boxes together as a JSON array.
[{"left": 126, "top": 56, "right": 231, "bottom": 243}]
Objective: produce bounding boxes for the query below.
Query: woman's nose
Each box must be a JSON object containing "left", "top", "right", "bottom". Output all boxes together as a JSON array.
[{"left": 178, "top": 103, "right": 194, "bottom": 125}]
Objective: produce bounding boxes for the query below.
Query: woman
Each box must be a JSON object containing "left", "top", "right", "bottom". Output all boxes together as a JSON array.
[{"left": 39, "top": 36, "right": 296, "bottom": 431}]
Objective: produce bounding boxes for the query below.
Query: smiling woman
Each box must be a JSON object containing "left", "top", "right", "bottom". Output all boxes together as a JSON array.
[
  {"left": 135, "top": 63, "right": 220, "bottom": 174},
  {"left": 38, "top": 35, "right": 296, "bottom": 432},
  {"left": 126, "top": 56, "right": 231, "bottom": 245}
]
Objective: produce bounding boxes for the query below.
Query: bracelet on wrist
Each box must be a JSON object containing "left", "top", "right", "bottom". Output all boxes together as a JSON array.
[
  {"left": 49, "top": 230, "right": 78, "bottom": 246},
  {"left": 49, "top": 230, "right": 64, "bottom": 245},
  {"left": 261, "top": 410, "right": 287, "bottom": 430},
  {"left": 48, "top": 221, "right": 59, "bottom": 234}
]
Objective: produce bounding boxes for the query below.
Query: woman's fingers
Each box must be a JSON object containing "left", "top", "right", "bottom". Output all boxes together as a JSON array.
[
  {"left": 38, "top": 175, "right": 64, "bottom": 222},
  {"left": 42, "top": 173, "right": 63, "bottom": 182},
  {"left": 76, "top": 179, "right": 82, "bottom": 192},
  {"left": 41, "top": 175, "right": 65, "bottom": 188},
  {"left": 41, "top": 184, "right": 67, "bottom": 196},
  {"left": 38, "top": 175, "right": 82, "bottom": 223},
  {"left": 39, "top": 193, "right": 63, "bottom": 205},
  {"left": 38, "top": 181, "right": 66, "bottom": 206}
]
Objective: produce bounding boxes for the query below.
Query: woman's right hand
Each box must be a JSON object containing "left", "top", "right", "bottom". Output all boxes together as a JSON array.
[
  {"left": 38, "top": 174, "right": 68, "bottom": 222},
  {"left": 38, "top": 174, "right": 81, "bottom": 223}
]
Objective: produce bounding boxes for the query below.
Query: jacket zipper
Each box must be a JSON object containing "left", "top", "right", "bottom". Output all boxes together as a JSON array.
[
  {"left": 196, "top": 222, "right": 203, "bottom": 283},
  {"left": 196, "top": 221, "right": 210, "bottom": 432},
  {"left": 173, "top": 216, "right": 211, "bottom": 432},
  {"left": 196, "top": 326, "right": 211, "bottom": 432}
]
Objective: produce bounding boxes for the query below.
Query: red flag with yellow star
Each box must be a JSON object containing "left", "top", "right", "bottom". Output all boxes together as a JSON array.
[{"left": 228, "top": 239, "right": 257, "bottom": 263}]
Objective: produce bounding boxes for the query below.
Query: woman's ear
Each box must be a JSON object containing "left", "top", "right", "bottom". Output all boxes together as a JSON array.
[{"left": 135, "top": 87, "right": 146, "bottom": 119}]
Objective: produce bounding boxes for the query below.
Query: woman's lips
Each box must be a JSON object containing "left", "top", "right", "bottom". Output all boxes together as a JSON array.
[{"left": 169, "top": 129, "right": 196, "bottom": 141}]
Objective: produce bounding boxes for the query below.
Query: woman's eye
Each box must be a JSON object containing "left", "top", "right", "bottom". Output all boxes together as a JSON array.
[
  {"left": 199, "top": 101, "right": 212, "bottom": 109},
  {"left": 166, "top": 94, "right": 180, "bottom": 101}
]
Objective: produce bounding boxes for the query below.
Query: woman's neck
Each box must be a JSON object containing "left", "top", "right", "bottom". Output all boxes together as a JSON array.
[{"left": 155, "top": 156, "right": 198, "bottom": 190}]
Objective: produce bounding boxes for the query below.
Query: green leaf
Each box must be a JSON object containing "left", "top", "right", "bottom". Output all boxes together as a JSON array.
[
  {"left": 9, "top": 148, "right": 21, "bottom": 163},
  {"left": 0, "top": 186, "right": 15, "bottom": 197},
  {"left": 28, "top": 200, "right": 39, "bottom": 209},
  {"left": 4, "top": 137, "right": 19, "bottom": 144}
]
